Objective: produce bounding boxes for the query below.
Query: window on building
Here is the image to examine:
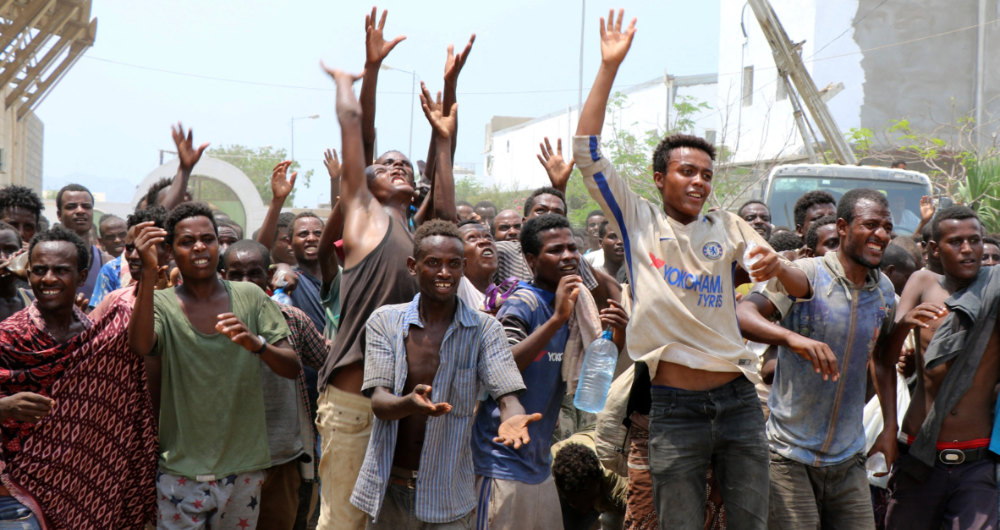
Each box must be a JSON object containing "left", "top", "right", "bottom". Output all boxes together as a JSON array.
[
  {"left": 742, "top": 66, "right": 754, "bottom": 107},
  {"left": 705, "top": 129, "right": 717, "bottom": 145},
  {"left": 777, "top": 77, "right": 788, "bottom": 100}
]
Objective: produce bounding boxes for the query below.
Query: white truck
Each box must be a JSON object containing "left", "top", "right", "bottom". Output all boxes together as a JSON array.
[{"left": 762, "top": 164, "right": 934, "bottom": 236}]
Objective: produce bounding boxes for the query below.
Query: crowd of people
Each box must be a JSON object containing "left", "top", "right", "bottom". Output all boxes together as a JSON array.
[{"left": 0, "top": 7, "right": 997, "bottom": 530}]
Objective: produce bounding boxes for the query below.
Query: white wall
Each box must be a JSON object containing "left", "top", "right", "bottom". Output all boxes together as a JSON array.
[{"left": 486, "top": 75, "right": 719, "bottom": 190}]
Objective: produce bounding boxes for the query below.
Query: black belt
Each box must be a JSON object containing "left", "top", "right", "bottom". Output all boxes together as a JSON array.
[{"left": 898, "top": 440, "right": 993, "bottom": 465}]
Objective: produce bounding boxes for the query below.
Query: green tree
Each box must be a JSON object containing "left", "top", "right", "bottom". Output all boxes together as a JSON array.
[
  {"left": 206, "top": 145, "right": 313, "bottom": 206},
  {"left": 847, "top": 108, "right": 1000, "bottom": 232}
]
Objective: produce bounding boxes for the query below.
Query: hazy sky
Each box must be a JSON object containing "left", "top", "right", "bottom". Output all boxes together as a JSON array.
[{"left": 37, "top": 1, "right": 719, "bottom": 207}]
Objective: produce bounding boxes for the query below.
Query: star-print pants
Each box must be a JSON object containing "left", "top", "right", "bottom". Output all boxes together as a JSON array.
[{"left": 156, "top": 468, "right": 267, "bottom": 529}]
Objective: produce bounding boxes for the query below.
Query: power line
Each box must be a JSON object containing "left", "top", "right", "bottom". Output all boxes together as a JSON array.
[
  {"left": 807, "top": 0, "right": 890, "bottom": 59},
  {"left": 81, "top": 55, "right": 621, "bottom": 96}
]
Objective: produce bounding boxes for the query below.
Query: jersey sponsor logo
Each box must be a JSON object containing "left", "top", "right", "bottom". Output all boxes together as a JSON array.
[
  {"left": 702, "top": 241, "right": 723, "bottom": 260},
  {"left": 649, "top": 252, "right": 725, "bottom": 307},
  {"left": 534, "top": 350, "right": 564, "bottom": 363}
]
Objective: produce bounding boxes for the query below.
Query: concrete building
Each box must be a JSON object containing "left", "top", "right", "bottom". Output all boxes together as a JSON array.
[
  {"left": 718, "top": 0, "right": 1000, "bottom": 164},
  {"left": 485, "top": 73, "right": 719, "bottom": 190},
  {"left": 0, "top": 0, "right": 97, "bottom": 192}
]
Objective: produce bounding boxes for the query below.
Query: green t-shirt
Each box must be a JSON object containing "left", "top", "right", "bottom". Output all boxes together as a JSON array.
[{"left": 153, "top": 280, "right": 290, "bottom": 479}]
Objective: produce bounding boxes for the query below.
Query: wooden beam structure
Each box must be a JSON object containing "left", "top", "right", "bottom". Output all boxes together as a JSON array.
[{"left": 0, "top": 0, "right": 95, "bottom": 120}]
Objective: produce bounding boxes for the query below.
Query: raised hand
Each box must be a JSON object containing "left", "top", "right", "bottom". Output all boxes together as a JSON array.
[
  {"left": 537, "top": 137, "right": 575, "bottom": 192},
  {"left": 365, "top": 7, "right": 406, "bottom": 66},
  {"left": 323, "top": 149, "right": 341, "bottom": 180},
  {"left": 271, "top": 160, "right": 297, "bottom": 203},
  {"left": 171, "top": 122, "right": 209, "bottom": 173},
  {"left": 599, "top": 8, "right": 637, "bottom": 67},
  {"left": 494, "top": 412, "right": 542, "bottom": 449},
  {"left": 419, "top": 82, "right": 457, "bottom": 139},
  {"left": 408, "top": 384, "right": 452, "bottom": 417},
  {"left": 920, "top": 195, "right": 935, "bottom": 223},
  {"left": 133, "top": 221, "right": 167, "bottom": 272},
  {"left": 443, "top": 34, "right": 476, "bottom": 86},
  {"left": 321, "top": 63, "right": 364, "bottom": 87}
]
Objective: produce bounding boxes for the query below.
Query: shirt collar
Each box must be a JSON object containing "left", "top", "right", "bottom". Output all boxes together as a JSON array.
[
  {"left": 403, "top": 293, "right": 478, "bottom": 330},
  {"left": 821, "top": 251, "right": 881, "bottom": 290},
  {"left": 28, "top": 302, "right": 93, "bottom": 341}
]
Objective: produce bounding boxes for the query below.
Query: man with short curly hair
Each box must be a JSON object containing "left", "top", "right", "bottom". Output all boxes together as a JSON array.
[{"left": 0, "top": 185, "right": 43, "bottom": 245}]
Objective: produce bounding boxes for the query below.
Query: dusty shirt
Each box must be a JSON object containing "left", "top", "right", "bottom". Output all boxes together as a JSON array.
[{"left": 757, "top": 252, "right": 895, "bottom": 466}]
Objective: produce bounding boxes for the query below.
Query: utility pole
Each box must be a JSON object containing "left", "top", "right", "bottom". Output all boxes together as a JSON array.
[{"left": 747, "top": 0, "right": 857, "bottom": 164}]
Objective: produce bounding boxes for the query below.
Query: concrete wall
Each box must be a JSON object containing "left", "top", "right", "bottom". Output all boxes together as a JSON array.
[
  {"left": 719, "top": 0, "right": 1000, "bottom": 161},
  {"left": 0, "top": 87, "right": 43, "bottom": 191},
  {"left": 486, "top": 75, "right": 719, "bottom": 190},
  {"left": 854, "top": 0, "right": 1000, "bottom": 146}
]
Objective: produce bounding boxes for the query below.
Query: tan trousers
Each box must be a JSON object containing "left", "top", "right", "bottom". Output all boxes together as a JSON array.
[
  {"left": 315, "top": 385, "right": 373, "bottom": 530},
  {"left": 474, "top": 475, "right": 563, "bottom": 530}
]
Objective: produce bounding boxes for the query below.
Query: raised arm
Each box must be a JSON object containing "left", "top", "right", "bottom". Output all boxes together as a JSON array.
[
  {"left": 257, "top": 161, "right": 295, "bottom": 251},
  {"left": 360, "top": 7, "right": 406, "bottom": 165},
  {"left": 162, "top": 123, "right": 208, "bottom": 209},
  {"left": 128, "top": 222, "right": 167, "bottom": 356},
  {"left": 421, "top": 35, "right": 475, "bottom": 199},
  {"left": 318, "top": 149, "right": 342, "bottom": 288},
  {"left": 323, "top": 64, "right": 390, "bottom": 269},
  {"left": 537, "top": 137, "right": 575, "bottom": 194},
  {"left": 419, "top": 82, "right": 458, "bottom": 223},
  {"left": 576, "top": 9, "right": 636, "bottom": 137}
]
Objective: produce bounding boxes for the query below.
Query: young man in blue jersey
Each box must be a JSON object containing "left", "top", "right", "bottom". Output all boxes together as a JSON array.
[{"left": 472, "top": 213, "right": 628, "bottom": 530}]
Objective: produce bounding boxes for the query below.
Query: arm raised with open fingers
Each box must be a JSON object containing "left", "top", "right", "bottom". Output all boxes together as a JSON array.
[{"left": 537, "top": 137, "right": 575, "bottom": 194}]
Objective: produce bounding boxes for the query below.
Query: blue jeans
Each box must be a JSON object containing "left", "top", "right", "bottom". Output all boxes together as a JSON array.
[
  {"left": 0, "top": 496, "right": 40, "bottom": 530},
  {"left": 649, "top": 376, "right": 769, "bottom": 530}
]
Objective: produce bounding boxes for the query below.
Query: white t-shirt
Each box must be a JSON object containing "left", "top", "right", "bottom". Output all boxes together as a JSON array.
[
  {"left": 574, "top": 135, "right": 784, "bottom": 383},
  {"left": 457, "top": 276, "right": 487, "bottom": 312}
]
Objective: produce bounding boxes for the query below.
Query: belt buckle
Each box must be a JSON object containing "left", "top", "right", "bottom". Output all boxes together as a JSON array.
[{"left": 939, "top": 448, "right": 966, "bottom": 465}]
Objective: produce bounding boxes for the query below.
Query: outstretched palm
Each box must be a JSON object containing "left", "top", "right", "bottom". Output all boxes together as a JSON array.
[
  {"left": 537, "top": 137, "right": 574, "bottom": 190},
  {"left": 271, "top": 160, "right": 297, "bottom": 202},
  {"left": 599, "top": 9, "right": 637, "bottom": 66},
  {"left": 494, "top": 413, "right": 543, "bottom": 449},
  {"left": 365, "top": 7, "right": 405, "bottom": 64},
  {"left": 419, "top": 82, "right": 457, "bottom": 139},
  {"left": 171, "top": 122, "right": 208, "bottom": 172}
]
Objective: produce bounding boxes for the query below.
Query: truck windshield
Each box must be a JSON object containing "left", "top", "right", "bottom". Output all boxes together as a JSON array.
[{"left": 768, "top": 176, "right": 929, "bottom": 236}]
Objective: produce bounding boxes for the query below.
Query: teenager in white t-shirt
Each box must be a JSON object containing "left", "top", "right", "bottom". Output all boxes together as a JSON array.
[{"left": 572, "top": 10, "right": 810, "bottom": 529}]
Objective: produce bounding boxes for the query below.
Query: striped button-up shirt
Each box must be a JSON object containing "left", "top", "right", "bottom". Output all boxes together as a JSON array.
[{"left": 350, "top": 294, "right": 525, "bottom": 524}]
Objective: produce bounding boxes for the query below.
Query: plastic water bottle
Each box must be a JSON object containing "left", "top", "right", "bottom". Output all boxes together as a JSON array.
[
  {"left": 743, "top": 240, "right": 761, "bottom": 268},
  {"left": 574, "top": 329, "right": 618, "bottom": 413},
  {"left": 271, "top": 287, "right": 292, "bottom": 305}
]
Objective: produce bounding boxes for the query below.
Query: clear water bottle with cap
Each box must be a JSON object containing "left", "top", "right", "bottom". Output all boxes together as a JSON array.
[
  {"left": 574, "top": 329, "right": 618, "bottom": 413},
  {"left": 271, "top": 287, "right": 292, "bottom": 305}
]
